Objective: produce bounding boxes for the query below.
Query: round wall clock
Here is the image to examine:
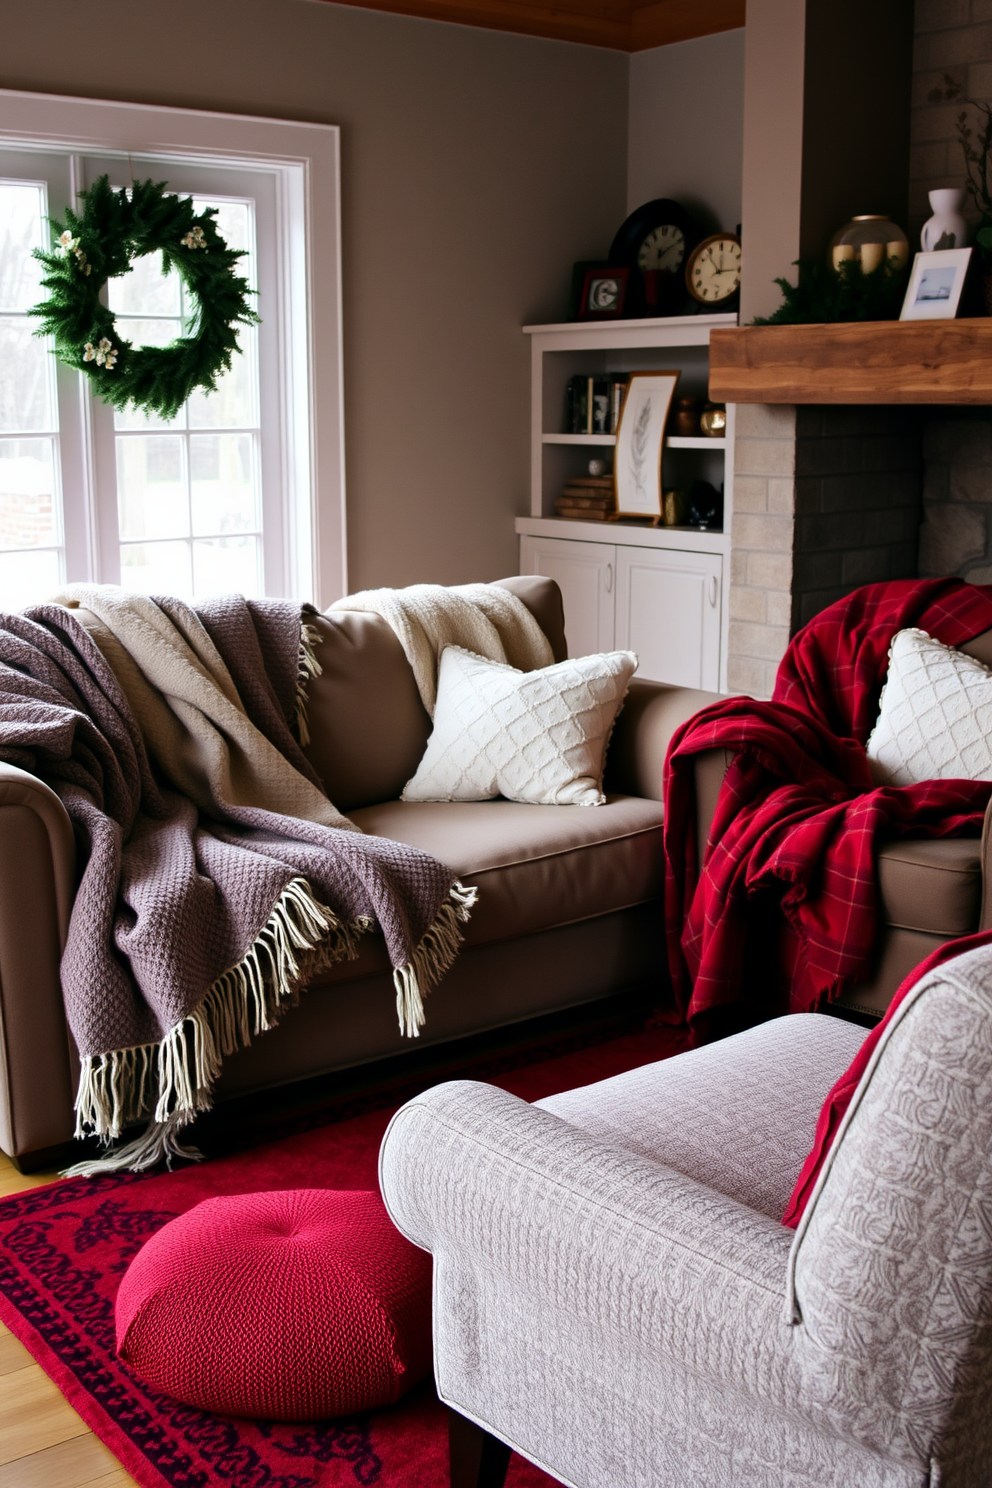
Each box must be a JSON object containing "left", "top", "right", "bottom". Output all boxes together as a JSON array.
[
  {"left": 685, "top": 233, "right": 742, "bottom": 308},
  {"left": 608, "top": 199, "right": 701, "bottom": 316}
]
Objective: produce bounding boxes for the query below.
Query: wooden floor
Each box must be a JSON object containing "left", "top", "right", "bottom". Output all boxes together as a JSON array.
[{"left": 0, "top": 1153, "right": 139, "bottom": 1488}]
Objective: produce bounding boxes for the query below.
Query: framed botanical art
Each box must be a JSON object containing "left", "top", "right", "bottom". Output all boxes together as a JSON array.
[
  {"left": 900, "top": 248, "right": 972, "bottom": 320},
  {"left": 613, "top": 371, "right": 680, "bottom": 520}
]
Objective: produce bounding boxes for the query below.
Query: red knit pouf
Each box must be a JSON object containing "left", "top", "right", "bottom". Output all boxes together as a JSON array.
[{"left": 115, "top": 1189, "right": 432, "bottom": 1420}]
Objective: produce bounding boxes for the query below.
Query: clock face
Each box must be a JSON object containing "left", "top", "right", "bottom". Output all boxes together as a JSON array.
[
  {"left": 688, "top": 236, "right": 742, "bottom": 304},
  {"left": 637, "top": 224, "right": 684, "bottom": 273}
]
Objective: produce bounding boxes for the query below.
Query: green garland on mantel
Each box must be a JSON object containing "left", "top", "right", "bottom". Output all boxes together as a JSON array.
[
  {"left": 31, "top": 175, "right": 259, "bottom": 420},
  {"left": 752, "top": 256, "right": 908, "bottom": 326}
]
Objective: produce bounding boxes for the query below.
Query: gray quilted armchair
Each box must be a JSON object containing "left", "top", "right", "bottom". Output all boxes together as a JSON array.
[{"left": 379, "top": 945, "right": 992, "bottom": 1488}]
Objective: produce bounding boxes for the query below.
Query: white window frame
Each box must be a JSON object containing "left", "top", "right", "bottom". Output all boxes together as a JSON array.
[{"left": 0, "top": 88, "right": 346, "bottom": 606}]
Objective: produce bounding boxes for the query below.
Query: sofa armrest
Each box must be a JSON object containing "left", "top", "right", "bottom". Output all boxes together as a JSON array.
[
  {"left": 0, "top": 764, "right": 78, "bottom": 1160},
  {"left": 605, "top": 678, "right": 724, "bottom": 803},
  {"left": 980, "top": 792, "right": 992, "bottom": 931},
  {"left": 380, "top": 1079, "right": 795, "bottom": 1405}
]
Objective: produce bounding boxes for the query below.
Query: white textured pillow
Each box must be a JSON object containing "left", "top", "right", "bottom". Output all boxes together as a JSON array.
[
  {"left": 866, "top": 627, "right": 992, "bottom": 786},
  {"left": 402, "top": 645, "right": 637, "bottom": 806}
]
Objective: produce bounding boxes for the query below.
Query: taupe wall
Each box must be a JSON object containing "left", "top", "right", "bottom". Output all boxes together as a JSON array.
[
  {"left": 627, "top": 30, "right": 745, "bottom": 233},
  {"left": 0, "top": 0, "right": 627, "bottom": 593}
]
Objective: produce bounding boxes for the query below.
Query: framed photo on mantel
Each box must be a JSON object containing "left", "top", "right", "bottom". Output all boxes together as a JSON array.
[{"left": 613, "top": 371, "right": 679, "bottom": 520}]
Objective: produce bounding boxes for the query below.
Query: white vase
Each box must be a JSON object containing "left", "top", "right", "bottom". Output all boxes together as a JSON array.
[{"left": 921, "top": 188, "right": 968, "bottom": 251}]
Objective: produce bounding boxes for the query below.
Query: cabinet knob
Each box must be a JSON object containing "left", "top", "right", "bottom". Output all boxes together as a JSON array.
[
  {"left": 708, "top": 574, "right": 719, "bottom": 608},
  {"left": 605, "top": 562, "right": 613, "bottom": 594}
]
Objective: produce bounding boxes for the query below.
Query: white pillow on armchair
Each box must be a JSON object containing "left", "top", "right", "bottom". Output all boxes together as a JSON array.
[
  {"left": 402, "top": 644, "right": 637, "bottom": 806},
  {"left": 866, "top": 626, "right": 992, "bottom": 786}
]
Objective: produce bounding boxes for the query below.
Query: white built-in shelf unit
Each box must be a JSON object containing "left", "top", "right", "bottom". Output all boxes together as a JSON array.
[{"left": 516, "top": 313, "right": 737, "bottom": 692}]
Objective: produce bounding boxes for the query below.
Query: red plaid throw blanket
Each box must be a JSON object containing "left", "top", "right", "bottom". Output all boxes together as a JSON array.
[{"left": 663, "top": 578, "right": 992, "bottom": 1041}]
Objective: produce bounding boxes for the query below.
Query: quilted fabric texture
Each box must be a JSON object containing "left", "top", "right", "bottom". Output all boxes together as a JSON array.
[
  {"left": 115, "top": 1189, "right": 432, "bottom": 1420},
  {"left": 402, "top": 645, "right": 637, "bottom": 806},
  {"left": 867, "top": 627, "right": 992, "bottom": 785}
]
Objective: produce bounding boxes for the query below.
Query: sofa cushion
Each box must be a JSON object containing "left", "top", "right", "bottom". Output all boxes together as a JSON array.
[
  {"left": 303, "top": 577, "right": 567, "bottom": 812},
  {"left": 867, "top": 627, "right": 992, "bottom": 786},
  {"left": 348, "top": 795, "right": 663, "bottom": 949},
  {"left": 876, "top": 836, "right": 982, "bottom": 936},
  {"left": 402, "top": 647, "right": 637, "bottom": 807}
]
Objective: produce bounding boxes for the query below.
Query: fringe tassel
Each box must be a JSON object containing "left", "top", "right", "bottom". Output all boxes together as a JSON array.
[
  {"left": 70, "top": 877, "right": 368, "bottom": 1174},
  {"left": 64, "top": 1111, "right": 203, "bottom": 1178},
  {"left": 295, "top": 620, "right": 323, "bottom": 746},
  {"left": 393, "top": 879, "right": 478, "bottom": 1038},
  {"left": 69, "top": 875, "right": 477, "bottom": 1176}
]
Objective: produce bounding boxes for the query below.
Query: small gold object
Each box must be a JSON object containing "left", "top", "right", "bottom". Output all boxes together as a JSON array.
[
  {"left": 663, "top": 488, "right": 687, "bottom": 526},
  {"left": 699, "top": 403, "right": 726, "bottom": 438}
]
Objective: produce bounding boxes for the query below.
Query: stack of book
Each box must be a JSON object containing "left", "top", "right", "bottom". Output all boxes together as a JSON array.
[{"left": 554, "top": 475, "right": 615, "bottom": 522}]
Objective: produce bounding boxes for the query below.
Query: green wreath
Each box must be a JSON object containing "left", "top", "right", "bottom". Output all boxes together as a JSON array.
[{"left": 31, "top": 175, "right": 260, "bottom": 420}]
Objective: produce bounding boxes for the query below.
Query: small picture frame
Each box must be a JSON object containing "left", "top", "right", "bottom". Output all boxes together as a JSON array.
[
  {"left": 613, "top": 370, "right": 680, "bottom": 521},
  {"left": 900, "top": 248, "right": 972, "bottom": 321},
  {"left": 578, "top": 266, "right": 629, "bottom": 320}
]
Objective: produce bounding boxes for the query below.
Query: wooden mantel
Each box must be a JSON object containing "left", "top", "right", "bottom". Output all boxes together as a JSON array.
[{"left": 709, "top": 319, "right": 992, "bottom": 405}]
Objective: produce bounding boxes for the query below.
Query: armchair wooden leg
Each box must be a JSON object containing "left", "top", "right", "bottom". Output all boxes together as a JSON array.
[{"left": 448, "top": 1405, "right": 511, "bottom": 1488}]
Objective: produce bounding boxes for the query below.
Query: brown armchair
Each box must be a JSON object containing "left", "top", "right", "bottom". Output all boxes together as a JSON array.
[{"left": 689, "top": 625, "right": 992, "bottom": 1022}]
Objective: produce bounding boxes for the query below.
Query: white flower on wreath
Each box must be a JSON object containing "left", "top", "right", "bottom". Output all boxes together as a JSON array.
[
  {"left": 83, "top": 337, "right": 117, "bottom": 369},
  {"left": 182, "top": 225, "right": 207, "bottom": 250},
  {"left": 56, "top": 232, "right": 92, "bottom": 275}
]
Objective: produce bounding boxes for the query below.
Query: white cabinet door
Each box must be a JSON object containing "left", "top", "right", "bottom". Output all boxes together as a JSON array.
[
  {"left": 614, "top": 546, "right": 722, "bottom": 689},
  {"left": 519, "top": 535, "right": 615, "bottom": 658}
]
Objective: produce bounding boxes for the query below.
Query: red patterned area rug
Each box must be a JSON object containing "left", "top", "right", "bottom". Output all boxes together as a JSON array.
[{"left": 0, "top": 1023, "right": 684, "bottom": 1488}]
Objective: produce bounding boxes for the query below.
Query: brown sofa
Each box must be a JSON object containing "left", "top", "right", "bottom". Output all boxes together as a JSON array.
[
  {"left": 6, "top": 577, "right": 985, "bottom": 1171},
  {"left": 0, "top": 577, "right": 718, "bottom": 1171}
]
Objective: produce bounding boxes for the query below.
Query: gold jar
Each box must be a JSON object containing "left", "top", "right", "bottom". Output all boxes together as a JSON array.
[
  {"left": 828, "top": 215, "right": 909, "bottom": 274},
  {"left": 700, "top": 403, "right": 726, "bottom": 437}
]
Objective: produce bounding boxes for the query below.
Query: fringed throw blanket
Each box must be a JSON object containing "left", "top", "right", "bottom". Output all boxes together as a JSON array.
[
  {"left": 0, "top": 589, "right": 476, "bottom": 1173},
  {"left": 663, "top": 578, "right": 992, "bottom": 1043}
]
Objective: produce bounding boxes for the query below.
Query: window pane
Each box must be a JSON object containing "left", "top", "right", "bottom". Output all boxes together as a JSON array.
[
  {"left": 0, "top": 182, "right": 45, "bottom": 313},
  {"left": 108, "top": 249, "right": 182, "bottom": 317},
  {"left": 193, "top": 535, "right": 260, "bottom": 598},
  {"left": 196, "top": 199, "right": 250, "bottom": 255},
  {"left": 116, "top": 435, "right": 188, "bottom": 540},
  {"left": 187, "top": 337, "right": 256, "bottom": 429},
  {"left": 190, "top": 433, "right": 258, "bottom": 536},
  {"left": 0, "top": 546, "right": 62, "bottom": 611},
  {"left": 120, "top": 540, "right": 192, "bottom": 599},
  {"left": 0, "top": 317, "right": 55, "bottom": 433},
  {"left": 0, "top": 439, "right": 59, "bottom": 548},
  {"left": 113, "top": 319, "right": 185, "bottom": 431}
]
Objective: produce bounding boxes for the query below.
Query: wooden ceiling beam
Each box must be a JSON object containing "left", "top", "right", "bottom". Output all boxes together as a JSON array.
[
  {"left": 314, "top": 0, "right": 743, "bottom": 51},
  {"left": 630, "top": 0, "right": 744, "bottom": 51}
]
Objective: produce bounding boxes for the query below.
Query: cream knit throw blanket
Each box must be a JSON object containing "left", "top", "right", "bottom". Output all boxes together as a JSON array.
[
  {"left": 331, "top": 583, "right": 555, "bottom": 715},
  {"left": 56, "top": 585, "right": 356, "bottom": 833}
]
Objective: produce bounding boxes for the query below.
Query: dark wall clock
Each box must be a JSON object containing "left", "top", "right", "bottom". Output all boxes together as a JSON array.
[{"left": 608, "top": 199, "right": 702, "bottom": 317}]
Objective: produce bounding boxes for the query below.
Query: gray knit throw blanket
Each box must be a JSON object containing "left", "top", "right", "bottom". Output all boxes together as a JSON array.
[{"left": 0, "top": 595, "right": 475, "bottom": 1174}]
